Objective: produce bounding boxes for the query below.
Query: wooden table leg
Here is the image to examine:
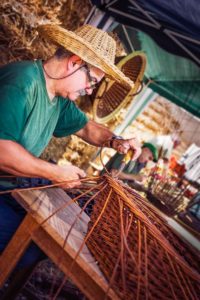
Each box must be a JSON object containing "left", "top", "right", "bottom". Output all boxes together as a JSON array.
[
  {"left": 32, "top": 227, "right": 118, "bottom": 300},
  {"left": 0, "top": 214, "right": 38, "bottom": 287}
]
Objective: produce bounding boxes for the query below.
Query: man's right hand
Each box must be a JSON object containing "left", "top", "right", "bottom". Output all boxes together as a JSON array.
[
  {"left": 0, "top": 140, "right": 86, "bottom": 189},
  {"left": 52, "top": 164, "right": 86, "bottom": 189}
]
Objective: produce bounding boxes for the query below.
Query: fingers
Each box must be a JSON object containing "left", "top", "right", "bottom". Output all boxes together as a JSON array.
[
  {"left": 75, "top": 167, "right": 86, "bottom": 178},
  {"left": 54, "top": 165, "right": 86, "bottom": 189},
  {"left": 111, "top": 169, "right": 118, "bottom": 177},
  {"left": 60, "top": 165, "right": 86, "bottom": 178},
  {"left": 112, "top": 137, "right": 142, "bottom": 160},
  {"left": 131, "top": 147, "right": 142, "bottom": 161},
  {"left": 128, "top": 138, "right": 141, "bottom": 151},
  {"left": 124, "top": 138, "right": 141, "bottom": 160},
  {"left": 61, "top": 180, "right": 82, "bottom": 189},
  {"left": 52, "top": 177, "right": 82, "bottom": 189},
  {"left": 112, "top": 140, "right": 130, "bottom": 154}
]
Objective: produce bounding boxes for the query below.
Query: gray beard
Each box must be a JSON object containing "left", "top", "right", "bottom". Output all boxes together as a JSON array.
[{"left": 79, "top": 89, "right": 87, "bottom": 96}]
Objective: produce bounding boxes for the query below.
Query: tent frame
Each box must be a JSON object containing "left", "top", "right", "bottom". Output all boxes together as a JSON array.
[{"left": 87, "top": 0, "right": 200, "bottom": 66}]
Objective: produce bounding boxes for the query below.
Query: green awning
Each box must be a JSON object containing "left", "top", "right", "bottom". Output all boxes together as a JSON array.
[{"left": 138, "top": 32, "right": 200, "bottom": 118}]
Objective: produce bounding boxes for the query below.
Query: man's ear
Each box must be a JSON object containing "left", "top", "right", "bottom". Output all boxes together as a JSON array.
[{"left": 67, "top": 55, "right": 83, "bottom": 70}]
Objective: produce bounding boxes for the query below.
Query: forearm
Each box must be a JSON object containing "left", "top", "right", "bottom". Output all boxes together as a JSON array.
[
  {"left": 0, "top": 140, "right": 58, "bottom": 181},
  {"left": 76, "top": 120, "right": 113, "bottom": 147}
]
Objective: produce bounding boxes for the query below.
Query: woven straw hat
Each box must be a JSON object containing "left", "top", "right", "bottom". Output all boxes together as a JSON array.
[{"left": 37, "top": 24, "right": 133, "bottom": 89}]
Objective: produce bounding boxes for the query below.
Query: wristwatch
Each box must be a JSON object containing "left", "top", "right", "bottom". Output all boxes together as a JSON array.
[{"left": 109, "top": 135, "right": 124, "bottom": 148}]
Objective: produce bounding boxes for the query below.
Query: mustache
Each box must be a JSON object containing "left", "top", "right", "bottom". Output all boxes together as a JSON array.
[{"left": 78, "top": 89, "right": 87, "bottom": 96}]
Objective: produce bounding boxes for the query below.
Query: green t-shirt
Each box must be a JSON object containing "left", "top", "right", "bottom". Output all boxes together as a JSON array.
[{"left": 0, "top": 60, "right": 88, "bottom": 157}]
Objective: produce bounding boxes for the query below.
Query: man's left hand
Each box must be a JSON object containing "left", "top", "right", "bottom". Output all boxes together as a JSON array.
[{"left": 112, "top": 137, "right": 142, "bottom": 161}]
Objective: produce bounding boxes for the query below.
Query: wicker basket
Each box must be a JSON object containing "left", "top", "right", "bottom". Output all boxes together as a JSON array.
[
  {"left": 86, "top": 175, "right": 200, "bottom": 300},
  {"left": 93, "top": 52, "right": 146, "bottom": 123}
]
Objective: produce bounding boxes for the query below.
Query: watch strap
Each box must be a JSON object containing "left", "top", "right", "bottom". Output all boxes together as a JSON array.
[{"left": 109, "top": 135, "right": 123, "bottom": 148}]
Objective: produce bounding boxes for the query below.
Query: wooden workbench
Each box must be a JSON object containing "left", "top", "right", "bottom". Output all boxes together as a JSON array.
[{"left": 0, "top": 188, "right": 118, "bottom": 300}]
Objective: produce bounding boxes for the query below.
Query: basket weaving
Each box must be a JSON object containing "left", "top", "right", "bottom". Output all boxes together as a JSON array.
[
  {"left": 86, "top": 175, "right": 200, "bottom": 299},
  {"left": 93, "top": 52, "right": 146, "bottom": 123}
]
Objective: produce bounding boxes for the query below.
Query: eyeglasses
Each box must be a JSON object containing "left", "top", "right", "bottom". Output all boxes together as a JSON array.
[{"left": 81, "top": 64, "right": 99, "bottom": 90}]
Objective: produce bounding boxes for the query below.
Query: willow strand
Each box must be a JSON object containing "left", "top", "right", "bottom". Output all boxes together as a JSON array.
[
  {"left": 52, "top": 187, "right": 113, "bottom": 300},
  {"left": 49, "top": 182, "right": 107, "bottom": 299}
]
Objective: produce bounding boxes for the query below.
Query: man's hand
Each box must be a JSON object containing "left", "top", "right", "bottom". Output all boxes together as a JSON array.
[
  {"left": 133, "top": 174, "right": 147, "bottom": 183},
  {"left": 0, "top": 140, "right": 86, "bottom": 189},
  {"left": 76, "top": 121, "right": 141, "bottom": 161},
  {"left": 112, "top": 138, "right": 142, "bottom": 161},
  {"left": 52, "top": 164, "right": 86, "bottom": 189},
  {"left": 110, "top": 169, "right": 119, "bottom": 177}
]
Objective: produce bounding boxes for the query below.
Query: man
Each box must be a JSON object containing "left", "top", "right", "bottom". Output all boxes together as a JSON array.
[
  {"left": 103, "top": 142, "right": 158, "bottom": 184},
  {"left": 0, "top": 24, "right": 141, "bottom": 268}
]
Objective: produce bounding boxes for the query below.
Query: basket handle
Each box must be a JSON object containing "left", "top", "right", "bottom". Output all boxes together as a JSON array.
[{"left": 129, "top": 81, "right": 144, "bottom": 97}]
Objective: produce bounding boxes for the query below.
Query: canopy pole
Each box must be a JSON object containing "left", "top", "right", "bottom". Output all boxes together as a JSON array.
[
  {"left": 85, "top": 7, "right": 114, "bottom": 31},
  {"left": 122, "top": 25, "right": 135, "bottom": 52},
  {"left": 167, "top": 30, "right": 200, "bottom": 46},
  {"left": 85, "top": 8, "right": 106, "bottom": 27},
  {"left": 84, "top": 5, "right": 97, "bottom": 25},
  {"left": 129, "top": 0, "right": 160, "bottom": 28},
  {"left": 114, "top": 81, "right": 157, "bottom": 135},
  {"left": 108, "top": 8, "right": 158, "bottom": 28},
  {"left": 164, "top": 30, "right": 200, "bottom": 65}
]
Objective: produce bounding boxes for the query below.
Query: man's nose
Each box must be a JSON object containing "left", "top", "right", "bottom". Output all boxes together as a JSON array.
[{"left": 86, "top": 86, "right": 94, "bottom": 95}]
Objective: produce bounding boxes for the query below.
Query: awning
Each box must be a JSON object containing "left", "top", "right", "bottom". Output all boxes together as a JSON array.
[
  {"left": 138, "top": 32, "right": 200, "bottom": 119},
  {"left": 179, "top": 144, "right": 200, "bottom": 184},
  {"left": 90, "top": 0, "right": 200, "bottom": 67},
  {"left": 89, "top": 0, "right": 200, "bottom": 119}
]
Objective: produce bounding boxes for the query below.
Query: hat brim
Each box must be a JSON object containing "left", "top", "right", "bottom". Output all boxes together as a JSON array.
[{"left": 37, "top": 24, "right": 134, "bottom": 89}]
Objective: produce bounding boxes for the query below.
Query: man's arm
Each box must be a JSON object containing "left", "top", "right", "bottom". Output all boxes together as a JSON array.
[
  {"left": 0, "top": 140, "right": 85, "bottom": 188},
  {"left": 76, "top": 120, "right": 113, "bottom": 146},
  {"left": 76, "top": 120, "right": 141, "bottom": 160}
]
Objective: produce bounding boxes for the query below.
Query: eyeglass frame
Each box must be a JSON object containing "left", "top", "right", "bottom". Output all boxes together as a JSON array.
[
  {"left": 80, "top": 64, "right": 100, "bottom": 90},
  {"left": 43, "top": 59, "right": 101, "bottom": 90}
]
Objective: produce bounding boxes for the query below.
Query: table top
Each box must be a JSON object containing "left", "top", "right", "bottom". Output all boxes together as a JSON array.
[{"left": 12, "top": 188, "right": 104, "bottom": 277}]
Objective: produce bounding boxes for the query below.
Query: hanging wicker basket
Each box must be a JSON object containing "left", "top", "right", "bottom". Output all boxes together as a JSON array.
[
  {"left": 93, "top": 52, "right": 146, "bottom": 123},
  {"left": 86, "top": 175, "right": 200, "bottom": 300}
]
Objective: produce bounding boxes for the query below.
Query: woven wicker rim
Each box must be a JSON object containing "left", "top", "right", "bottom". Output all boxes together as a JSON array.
[
  {"left": 93, "top": 52, "right": 147, "bottom": 123},
  {"left": 37, "top": 24, "right": 134, "bottom": 89}
]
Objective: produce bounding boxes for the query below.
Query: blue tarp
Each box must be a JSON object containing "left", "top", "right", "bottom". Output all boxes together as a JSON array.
[{"left": 91, "top": 0, "right": 200, "bottom": 66}]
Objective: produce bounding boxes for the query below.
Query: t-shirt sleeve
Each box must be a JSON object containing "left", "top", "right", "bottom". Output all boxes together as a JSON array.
[
  {"left": 0, "top": 85, "right": 26, "bottom": 141},
  {"left": 53, "top": 100, "right": 88, "bottom": 137}
]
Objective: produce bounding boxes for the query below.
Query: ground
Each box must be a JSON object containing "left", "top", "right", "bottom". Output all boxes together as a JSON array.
[{"left": 1, "top": 259, "right": 86, "bottom": 300}]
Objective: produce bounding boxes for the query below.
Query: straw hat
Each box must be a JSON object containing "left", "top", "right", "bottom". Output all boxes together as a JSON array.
[{"left": 37, "top": 24, "right": 133, "bottom": 89}]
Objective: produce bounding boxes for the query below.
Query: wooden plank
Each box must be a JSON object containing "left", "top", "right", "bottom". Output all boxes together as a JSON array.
[
  {"left": 13, "top": 188, "right": 89, "bottom": 232},
  {"left": 12, "top": 188, "right": 119, "bottom": 299},
  {"left": 12, "top": 188, "right": 101, "bottom": 274},
  {"left": 0, "top": 214, "right": 38, "bottom": 287},
  {"left": 32, "top": 227, "right": 119, "bottom": 300}
]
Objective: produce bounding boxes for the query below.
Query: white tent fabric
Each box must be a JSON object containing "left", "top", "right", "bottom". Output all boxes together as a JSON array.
[{"left": 179, "top": 144, "right": 200, "bottom": 184}]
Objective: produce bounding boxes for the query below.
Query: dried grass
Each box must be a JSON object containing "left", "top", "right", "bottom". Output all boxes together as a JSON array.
[{"left": 0, "top": 0, "right": 92, "bottom": 64}]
